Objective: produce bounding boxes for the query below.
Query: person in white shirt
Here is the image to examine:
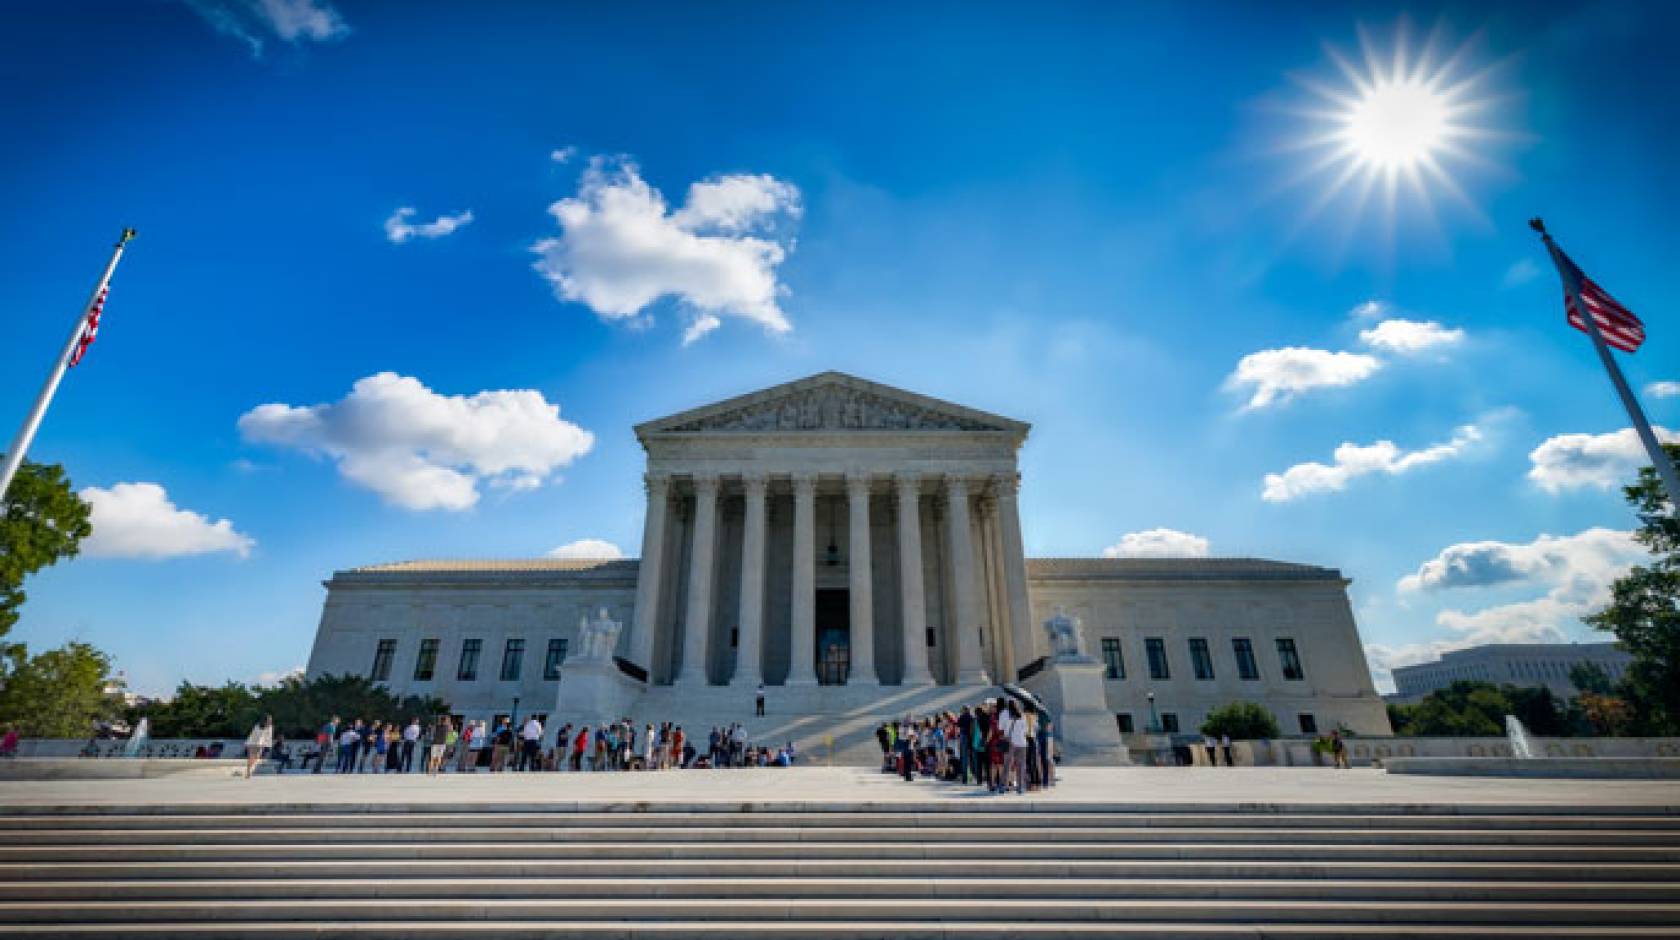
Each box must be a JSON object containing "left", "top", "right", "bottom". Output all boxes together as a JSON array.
[
  {"left": 1003, "top": 703, "right": 1029, "bottom": 795},
  {"left": 244, "top": 715, "right": 274, "bottom": 779},
  {"left": 401, "top": 719, "right": 421, "bottom": 773},
  {"left": 518, "top": 716, "right": 544, "bottom": 772},
  {"left": 1202, "top": 734, "right": 1218, "bottom": 767}
]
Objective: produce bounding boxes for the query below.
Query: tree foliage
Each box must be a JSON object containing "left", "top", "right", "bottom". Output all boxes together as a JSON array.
[
  {"left": 1568, "top": 661, "right": 1615, "bottom": 696},
  {"left": 1198, "top": 701, "right": 1281, "bottom": 740},
  {"left": 0, "top": 641, "right": 121, "bottom": 737},
  {"left": 1586, "top": 443, "right": 1680, "bottom": 735},
  {"left": 134, "top": 673, "right": 450, "bottom": 740},
  {"left": 0, "top": 460, "right": 92, "bottom": 649},
  {"left": 1388, "top": 680, "right": 1574, "bottom": 737}
]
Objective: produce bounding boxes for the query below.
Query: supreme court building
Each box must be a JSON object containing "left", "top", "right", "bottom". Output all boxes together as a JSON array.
[{"left": 305, "top": 372, "right": 1392, "bottom": 761}]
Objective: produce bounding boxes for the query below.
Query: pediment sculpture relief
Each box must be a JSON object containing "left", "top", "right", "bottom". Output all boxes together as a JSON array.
[{"left": 665, "top": 385, "right": 997, "bottom": 432}]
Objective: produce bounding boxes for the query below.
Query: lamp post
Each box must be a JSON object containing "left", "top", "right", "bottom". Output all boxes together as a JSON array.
[{"left": 1146, "top": 691, "right": 1160, "bottom": 734}]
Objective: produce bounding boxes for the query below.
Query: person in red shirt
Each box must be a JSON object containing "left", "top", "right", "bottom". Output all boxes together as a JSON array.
[
  {"left": 571, "top": 726, "right": 590, "bottom": 772},
  {"left": 670, "top": 727, "right": 684, "bottom": 769}
]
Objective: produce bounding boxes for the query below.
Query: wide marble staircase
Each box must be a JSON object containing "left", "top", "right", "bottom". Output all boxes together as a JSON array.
[{"left": 0, "top": 798, "right": 1676, "bottom": 936}]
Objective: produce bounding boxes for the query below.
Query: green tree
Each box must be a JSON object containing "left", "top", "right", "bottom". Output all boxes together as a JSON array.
[
  {"left": 1199, "top": 701, "right": 1281, "bottom": 739},
  {"left": 0, "top": 641, "right": 121, "bottom": 737},
  {"left": 1568, "top": 661, "right": 1615, "bottom": 696},
  {"left": 139, "top": 681, "right": 261, "bottom": 738},
  {"left": 131, "top": 673, "right": 450, "bottom": 739},
  {"left": 0, "top": 460, "right": 92, "bottom": 658},
  {"left": 1585, "top": 442, "right": 1680, "bottom": 734}
]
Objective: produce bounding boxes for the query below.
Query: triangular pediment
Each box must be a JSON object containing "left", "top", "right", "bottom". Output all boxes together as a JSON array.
[{"left": 636, "top": 371, "right": 1028, "bottom": 437}]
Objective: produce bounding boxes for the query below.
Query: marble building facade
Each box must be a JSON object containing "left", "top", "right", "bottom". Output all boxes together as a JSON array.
[{"left": 305, "top": 372, "right": 1392, "bottom": 761}]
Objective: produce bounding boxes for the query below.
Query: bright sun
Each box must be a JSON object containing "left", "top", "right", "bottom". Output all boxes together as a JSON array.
[{"left": 1283, "top": 21, "right": 1503, "bottom": 234}]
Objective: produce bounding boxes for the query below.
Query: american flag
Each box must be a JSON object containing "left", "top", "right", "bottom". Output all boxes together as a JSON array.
[
  {"left": 1553, "top": 248, "right": 1646, "bottom": 353},
  {"left": 67, "top": 285, "right": 107, "bottom": 368}
]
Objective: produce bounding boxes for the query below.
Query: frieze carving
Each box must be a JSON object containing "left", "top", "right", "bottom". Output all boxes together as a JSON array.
[{"left": 662, "top": 385, "right": 999, "bottom": 433}]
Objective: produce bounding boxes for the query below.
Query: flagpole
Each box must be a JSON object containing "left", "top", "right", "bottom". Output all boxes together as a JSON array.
[
  {"left": 0, "top": 228, "right": 137, "bottom": 503},
  {"left": 1530, "top": 218, "right": 1680, "bottom": 515}
]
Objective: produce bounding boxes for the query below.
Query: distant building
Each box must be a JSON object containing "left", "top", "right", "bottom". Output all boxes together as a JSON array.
[{"left": 1388, "top": 642, "right": 1632, "bottom": 702}]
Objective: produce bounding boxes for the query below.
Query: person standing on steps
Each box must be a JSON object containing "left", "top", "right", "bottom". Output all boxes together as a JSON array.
[
  {"left": 401, "top": 718, "right": 420, "bottom": 773},
  {"left": 1220, "top": 733, "right": 1233, "bottom": 768},
  {"left": 243, "top": 715, "right": 273, "bottom": 779},
  {"left": 755, "top": 683, "right": 766, "bottom": 717},
  {"left": 1202, "top": 734, "right": 1218, "bottom": 767}
]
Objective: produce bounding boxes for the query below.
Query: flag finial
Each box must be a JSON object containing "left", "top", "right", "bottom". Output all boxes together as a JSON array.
[
  {"left": 116, "top": 227, "right": 137, "bottom": 248},
  {"left": 1528, "top": 217, "right": 1549, "bottom": 237}
]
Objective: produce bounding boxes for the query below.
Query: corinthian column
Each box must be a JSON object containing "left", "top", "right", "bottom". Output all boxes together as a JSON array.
[
  {"left": 993, "top": 472, "right": 1035, "bottom": 677},
  {"left": 676, "top": 474, "right": 719, "bottom": 686},
  {"left": 845, "top": 471, "right": 878, "bottom": 685},
  {"left": 627, "top": 472, "right": 669, "bottom": 674},
  {"left": 786, "top": 473, "right": 819, "bottom": 685},
  {"left": 894, "top": 472, "right": 933, "bottom": 685},
  {"left": 944, "top": 475, "right": 989, "bottom": 685},
  {"left": 731, "top": 473, "right": 768, "bottom": 688}
]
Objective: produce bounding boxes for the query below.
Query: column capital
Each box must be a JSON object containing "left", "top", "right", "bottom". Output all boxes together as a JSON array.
[
  {"left": 893, "top": 471, "right": 922, "bottom": 495},
  {"left": 643, "top": 472, "right": 671, "bottom": 495},
  {"left": 990, "top": 472, "right": 1021, "bottom": 497},
  {"left": 791, "top": 472, "right": 818, "bottom": 496},
  {"left": 741, "top": 471, "right": 769, "bottom": 495},
  {"left": 844, "top": 470, "right": 873, "bottom": 494},
  {"left": 944, "top": 474, "right": 972, "bottom": 498},
  {"left": 692, "top": 472, "right": 721, "bottom": 495}
]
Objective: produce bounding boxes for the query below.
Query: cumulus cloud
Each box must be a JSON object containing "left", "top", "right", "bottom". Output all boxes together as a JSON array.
[
  {"left": 182, "top": 0, "right": 348, "bottom": 56},
  {"left": 238, "top": 372, "right": 594, "bottom": 511},
  {"left": 1261, "top": 424, "right": 1482, "bottom": 502},
  {"left": 1527, "top": 426, "right": 1680, "bottom": 493},
  {"left": 1358, "top": 318, "right": 1465, "bottom": 355},
  {"left": 1101, "top": 528, "right": 1211, "bottom": 558},
  {"left": 547, "top": 538, "right": 625, "bottom": 560},
  {"left": 79, "top": 483, "right": 255, "bottom": 560},
  {"left": 1646, "top": 381, "right": 1680, "bottom": 399},
  {"left": 1348, "top": 300, "right": 1386, "bottom": 320},
  {"left": 530, "top": 158, "right": 801, "bottom": 343},
  {"left": 1392, "top": 527, "right": 1646, "bottom": 657},
  {"left": 549, "top": 146, "right": 578, "bottom": 164},
  {"left": 1224, "top": 347, "right": 1382, "bottom": 410},
  {"left": 384, "top": 207, "right": 474, "bottom": 244},
  {"left": 253, "top": 666, "right": 305, "bottom": 686},
  {"left": 1502, "top": 257, "right": 1541, "bottom": 289}
]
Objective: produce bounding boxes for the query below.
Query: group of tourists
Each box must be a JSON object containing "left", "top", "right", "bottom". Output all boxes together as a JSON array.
[{"left": 876, "top": 696, "right": 1056, "bottom": 794}]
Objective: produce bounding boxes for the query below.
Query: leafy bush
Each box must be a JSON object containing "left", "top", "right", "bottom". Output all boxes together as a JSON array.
[{"left": 1199, "top": 701, "right": 1281, "bottom": 740}]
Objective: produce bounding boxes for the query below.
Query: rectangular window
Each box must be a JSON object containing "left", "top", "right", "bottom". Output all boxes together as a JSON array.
[
  {"left": 500, "top": 638, "right": 525, "bottom": 681},
  {"left": 926, "top": 627, "right": 937, "bottom": 648},
  {"left": 1145, "top": 638, "right": 1170, "bottom": 680},
  {"left": 1100, "top": 638, "right": 1125, "bottom": 680},
  {"left": 1160, "top": 712, "right": 1180, "bottom": 733},
  {"left": 1115, "top": 713, "right": 1134, "bottom": 734},
  {"left": 457, "top": 639, "right": 481, "bottom": 681},
  {"left": 1189, "top": 638, "right": 1215, "bottom": 680},
  {"left": 544, "top": 638, "right": 568, "bottom": 681},
  {"left": 370, "top": 639, "right": 396, "bottom": 681},
  {"left": 1276, "top": 638, "right": 1304, "bottom": 681},
  {"left": 1298, "top": 713, "right": 1317, "bottom": 734},
  {"left": 413, "top": 638, "right": 439, "bottom": 681},
  {"left": 1232, "top": 638, "right": 1260, "bottom": 680}
]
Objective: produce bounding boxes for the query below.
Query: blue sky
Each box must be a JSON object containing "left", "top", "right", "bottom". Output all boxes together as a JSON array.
[{"left": 3, "top": 1, "right": 1676, "bottom": 694}]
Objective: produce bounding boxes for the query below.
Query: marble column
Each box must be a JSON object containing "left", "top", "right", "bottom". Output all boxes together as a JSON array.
[
  {"left": 993, "top": 472, "right": 1036, "bottom": 676},
  {"left": 676, "top": 474, "right": 719, "bottom": 685},
  {"left": 786, "top": 473, "right": 818, "bottom": 685},
  {"left": 894, "top": 472, "right": 933, "bottom": 685},
  {"left": 944, "top": 475, "right": 989, "bottom": 685},
  {"left": 731, "top": 472, "right": 768, "bottom": 688},
  {"left": 844, "top": 471, "right": 878, "bottom": 685},
  {"left": 627, "top": 472, "right": 669, "bottom": 673}
]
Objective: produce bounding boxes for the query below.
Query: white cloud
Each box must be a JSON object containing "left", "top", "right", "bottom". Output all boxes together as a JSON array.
[
  {"left": 547, "top": 538, "right": 624, "bottom": 560},
  {"left": 1502, "top": 257, "right": 1542, "bottom": 289},
  {"left": 1348, "top": 300, "right": 1386, "bottom": 320},
  {"left": 1391, "top": 527, "right": 1647, "bottom": 661},
  {"left": 530, "top": 158, "right": 801, "bottom": 343},
  {"left": 384, "top": 207, "right": 474, "bottom": 244},
  {"left": 1262, "top": 424, "right": 1482, "bottom": 502},
  {"left": 79, "top": 483, "right": 255, "bottom": 560},
  {"left": 1101, "top": 528, "right": 1211, "bottom": 558},
  {"left": 253, "top": 666, "right": 305, "bottom": 686},
  {"left": 1646, "top": 381, "right": 1680, "bottom": 399},
  {"left": 1358, "top": 318, "right": 1466, "bottom": 355},
  {"left": 549, "top": 146, "right": 578, "bottom": 164},
  {"left": 237, "top": 372, "right": 594, "bottom": 511},
  {"left": 1527, "top": 426, "right": 1679, "bottom": 493},
  {"left": 1224, "top": 347, "right": 1382, "bottom": 410},
  {"left": 182, "top": 0, "right": 348, "bottom": 56}
]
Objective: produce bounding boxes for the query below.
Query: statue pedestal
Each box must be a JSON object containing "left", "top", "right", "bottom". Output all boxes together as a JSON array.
[
  {"left": 553, "top": 658, "right": 645, "bottom": 732},
  {"left": 1024, "top": 656, "right": 1130, "bottom": 766}
]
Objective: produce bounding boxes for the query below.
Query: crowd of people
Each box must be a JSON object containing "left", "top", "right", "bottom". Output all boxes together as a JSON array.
[
  {"left": 875, "top": 696, "right": 1056, "bottom": 794},
  {"left": 244, "top": 714, "right": 799, "bottom": 776}
]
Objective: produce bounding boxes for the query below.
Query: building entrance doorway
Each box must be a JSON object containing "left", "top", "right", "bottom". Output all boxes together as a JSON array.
[{"left": 815, "top": 589, "right": 850, "bottom": 685}]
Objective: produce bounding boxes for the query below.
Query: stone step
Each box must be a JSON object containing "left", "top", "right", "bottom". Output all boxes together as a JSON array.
[
  {"left": 6, "top": 858, "right": 1675, "bottom": 884},
  {"left": 0, "top": 898, "right": 1676, "bottom": 927},
  {"left": 6, "top": 924, "right": 1680, "bottom": 939},
  {"left": 1, "top": 876, "right": 1673, "bottom": 903},
  {"left": 5, "top": 841, "right": 1672, "bottom": 863},
  {"left": 5, "top": 826, "right": 1670, "bottom": 846},
  {"left": 4, "top": 812, "right": 1675, "bottom": 831}
]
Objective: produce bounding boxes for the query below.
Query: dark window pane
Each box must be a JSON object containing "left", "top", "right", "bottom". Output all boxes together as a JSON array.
[
  {"left": 1115, "top": 713, "right": 1134, "bottom": 733},
  {"left": 1100, "top": 638, "right": 1125, "bottom": 680},
  {"left": 1298, "top": 713, "right": 1317, "bottom": 734},
  {"left": 544, "top": 638, "right": 568, "bottom": 681},
  {"left": 457, "top": 639, "right": 481, "bottom": 681},
  {"left": 1145, "top": 638, "right": 1170, "bottom": 680},
  {"left": 1233, "top": 638, "right": 1260, "bottom": 680},
  {"left": 370, "top": 639, "right": 396, "bottom": 682},
  {"left": 501, "top": 638, "right": 525, "bottom": 681},
  {"left": 1160, "top": 712, "right": 1180, "bottom": 733},
  {"left": 413, "top": 639, "right": 439, "bottom": 681},
  {"left": 1277, "top": 638, "right": 1304, "bottom": 680},
  {"left": 1189, "top": 638, "right": 1215, "bottom": 680}
]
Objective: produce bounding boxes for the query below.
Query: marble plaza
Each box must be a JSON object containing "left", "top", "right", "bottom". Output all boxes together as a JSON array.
[{"left": 305, "top": 372, "right": 1392, "bottom": 761}]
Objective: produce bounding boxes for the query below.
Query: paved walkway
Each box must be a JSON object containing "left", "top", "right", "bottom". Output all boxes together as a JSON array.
[{"left": 2, "top": 766, "right": 1676, "bottom": 810}]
